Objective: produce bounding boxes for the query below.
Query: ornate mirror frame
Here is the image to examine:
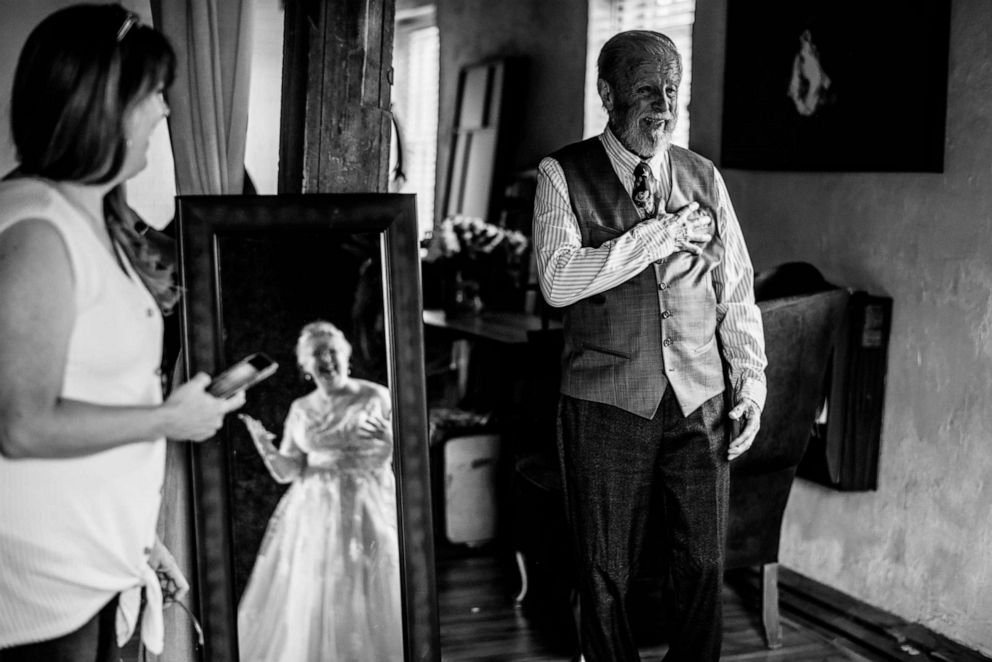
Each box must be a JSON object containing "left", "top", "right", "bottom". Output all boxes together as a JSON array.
[{"left": 176, "top": 193, "right": 439, "bottom": 661}]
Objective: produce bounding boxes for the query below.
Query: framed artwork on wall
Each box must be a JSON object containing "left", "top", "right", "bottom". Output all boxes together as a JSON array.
[{"left": 720, "top": 0, "right": 951, "bottom": 172}]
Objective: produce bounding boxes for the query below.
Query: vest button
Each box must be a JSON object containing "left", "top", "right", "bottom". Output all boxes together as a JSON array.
[
  {"left": 661, "top": 310, "right": 672, "bottom": 319},
  {"left": 658, "top": 282, "right": 668, "bottom": 291},
  {"left": 663, "top": 338, "right": 673, "bottom": 347}
]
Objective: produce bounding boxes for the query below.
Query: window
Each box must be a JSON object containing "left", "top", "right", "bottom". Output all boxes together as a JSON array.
[
  {"left": 584, "top": 0, "right": 696, "bottom": 149},
  {"left": 393, "top": 6, "right": 440, "bottom": 238},
  {"left": 243, "top": 0, "right": 285, "bottom": 195}
]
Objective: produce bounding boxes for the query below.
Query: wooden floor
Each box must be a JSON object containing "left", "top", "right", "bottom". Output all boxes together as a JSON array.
[{"left": 438, "top": 551, "right": 885, "bottom": 662}]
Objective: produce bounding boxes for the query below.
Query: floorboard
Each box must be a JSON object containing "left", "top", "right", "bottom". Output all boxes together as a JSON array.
[
  {"left": 121, "top": 547, "right": 987, "bottom": 661},
  {"left": 438, "top": 552, "right": 916, "bottom": 662}
]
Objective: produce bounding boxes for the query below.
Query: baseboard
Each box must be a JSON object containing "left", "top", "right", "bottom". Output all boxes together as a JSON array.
[{"left": 726, "top": 566, "right": 991, "bottom": 662}]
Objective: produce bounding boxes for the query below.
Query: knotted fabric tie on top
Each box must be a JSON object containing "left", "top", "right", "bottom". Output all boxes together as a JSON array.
[{"left": 632, "top": 161, "right": 658, "bottom": 217}]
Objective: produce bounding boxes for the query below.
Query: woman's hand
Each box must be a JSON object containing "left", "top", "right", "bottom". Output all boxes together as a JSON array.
[
  {"left": 239, "top": 413, "right": 276, "bottom": 448},
  {"left": 161, "top": 373, "right": 245, "bottom": 442},
  {"left": 239, "top": 413, "right": 303, "bottom": 483},
  {"left": 358, "top": 411, "right": 392, "bottom": 443}
]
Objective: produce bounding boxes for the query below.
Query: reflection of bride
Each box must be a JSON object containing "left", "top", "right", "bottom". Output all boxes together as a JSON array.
[{"left": 236, "top": 321, "right": 402, "bottom": 661}]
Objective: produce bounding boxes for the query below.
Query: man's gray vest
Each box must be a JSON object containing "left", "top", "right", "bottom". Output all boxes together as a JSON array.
[{"left": 552, "top": 138, "right": 727, "bottom": 419}]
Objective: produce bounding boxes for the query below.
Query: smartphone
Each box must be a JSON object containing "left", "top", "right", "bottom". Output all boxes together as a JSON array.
[{"left": 207, "top": 353, "right": 278, "bottom": 398}]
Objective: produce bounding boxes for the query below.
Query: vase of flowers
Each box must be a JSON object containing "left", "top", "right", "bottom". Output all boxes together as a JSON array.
[{"left": 427, "top": 215, "right": 529, "bottom": 316}]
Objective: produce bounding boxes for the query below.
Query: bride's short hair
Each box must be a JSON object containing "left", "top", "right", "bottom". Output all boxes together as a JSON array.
[{"left": 296, "top": 321, "right": 352, "bottom": 365}]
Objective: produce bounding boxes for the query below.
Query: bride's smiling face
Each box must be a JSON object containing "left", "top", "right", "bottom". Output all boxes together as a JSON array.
[{"left": 299, "top": 335, "right": 351, "bottom": 390}]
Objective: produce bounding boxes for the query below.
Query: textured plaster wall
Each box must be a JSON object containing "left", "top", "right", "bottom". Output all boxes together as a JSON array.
[
  {"left": 692, "top": 0, "right": 992, "bottom": 653},
  {"left": 435, "top": 0, "right": 587, "bottom": 223}
]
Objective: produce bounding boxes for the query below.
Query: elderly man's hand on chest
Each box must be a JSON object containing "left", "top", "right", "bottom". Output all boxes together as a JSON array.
[{"left": 653, "top": 201, "right": 714, "bottom": 256}]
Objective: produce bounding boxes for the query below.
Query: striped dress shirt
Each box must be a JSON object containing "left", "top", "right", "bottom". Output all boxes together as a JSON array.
[{"left": 532, "top": 128, "right": 767, "bottom": 410}]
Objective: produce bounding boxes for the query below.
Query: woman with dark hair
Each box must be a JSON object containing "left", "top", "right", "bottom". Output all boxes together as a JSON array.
[
  {"left": 238, "top": 321, "right": 402, "bottom": 662},
  {"left": 0, "top": 5, "right": 244, "bottom": 660}
]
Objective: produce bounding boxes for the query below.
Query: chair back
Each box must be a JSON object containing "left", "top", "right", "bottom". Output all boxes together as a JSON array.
[
  {"left": 727, "top": 287, "right": 850, "bottom": 567},
  {"left": 733, "top": 289, "right": 850, "bottom": 475}
]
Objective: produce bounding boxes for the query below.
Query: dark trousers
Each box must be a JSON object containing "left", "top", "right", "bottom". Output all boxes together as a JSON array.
[
  {"left": 0, "top": 595, "right": 121, "bottom": 662},
  {"left": 558, "top": 389, "right": 729, "bottom": 662}
]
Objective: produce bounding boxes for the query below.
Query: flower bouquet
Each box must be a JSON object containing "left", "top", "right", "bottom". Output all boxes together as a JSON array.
[{"left": 426, "top": 215, "right": 530, "bottom": 315}]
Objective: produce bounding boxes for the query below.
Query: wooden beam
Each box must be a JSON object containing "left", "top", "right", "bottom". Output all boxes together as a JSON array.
[
  {"left": 276, "top": 0, "right": 311, "bottom": 194},
  {"left": 279, "top": 0, "right": 395, "bottom": 195}
]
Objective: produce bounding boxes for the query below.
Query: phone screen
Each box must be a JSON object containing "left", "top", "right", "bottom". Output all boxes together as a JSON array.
[{"left": 208, "top": 353, "right": 278, "bottom": 398}]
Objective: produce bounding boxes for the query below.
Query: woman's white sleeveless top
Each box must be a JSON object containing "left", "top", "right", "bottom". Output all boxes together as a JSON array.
[{"left": 0, "top": 178, "right": 166, "bottom": 647}]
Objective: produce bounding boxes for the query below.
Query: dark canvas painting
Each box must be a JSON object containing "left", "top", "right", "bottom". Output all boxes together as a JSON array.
[{"left": 720, "top": 0, "right": 951, "bottom": 172}]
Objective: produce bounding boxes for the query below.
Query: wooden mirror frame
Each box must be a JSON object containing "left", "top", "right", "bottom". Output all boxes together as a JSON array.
[{"left": 176, "top": 193, "right": 439, "bottom": 661}]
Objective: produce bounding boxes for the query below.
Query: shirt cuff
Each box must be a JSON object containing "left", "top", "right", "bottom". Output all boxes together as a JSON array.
[{"left": 735, "top": 375, "right": 767, "bottom": 413}]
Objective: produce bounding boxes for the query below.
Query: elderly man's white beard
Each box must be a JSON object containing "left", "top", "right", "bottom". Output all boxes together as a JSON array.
[{"left": 610, "top": 109, "right": 676, "bottom": 158}]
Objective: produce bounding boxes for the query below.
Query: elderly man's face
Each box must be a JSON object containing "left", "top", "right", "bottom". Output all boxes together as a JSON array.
[{"left": 604, "top": 56, "right": 680, "bottom": 157}]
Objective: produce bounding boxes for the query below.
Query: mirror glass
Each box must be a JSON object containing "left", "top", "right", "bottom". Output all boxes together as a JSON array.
[
  {"left": 178, "top": 194, "right": 437, "bottom": 662},
  {"left": 217, "top": 231, "right": 401, "bottom": 660}
]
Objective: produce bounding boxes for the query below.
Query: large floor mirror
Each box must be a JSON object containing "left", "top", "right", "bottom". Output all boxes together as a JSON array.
[{"left": 177, "top": 193, "right": 438, "bottom": 661}]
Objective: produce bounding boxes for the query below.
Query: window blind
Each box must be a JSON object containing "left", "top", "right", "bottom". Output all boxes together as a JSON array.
[
  {"left": 404, "top": 25, "right": 440, "bottom": 236},
  {"left": 394, "top": 9, "right": 440, "bottom": 236}
]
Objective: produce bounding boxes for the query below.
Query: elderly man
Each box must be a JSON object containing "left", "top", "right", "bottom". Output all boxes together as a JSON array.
[{"left": 532, "top": 30, "right": 767, "bottom": 661}]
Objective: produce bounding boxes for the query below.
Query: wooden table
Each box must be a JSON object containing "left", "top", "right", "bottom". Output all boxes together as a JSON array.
[{"left": 422, "top": 309, "right": 560, "bottom": 345}]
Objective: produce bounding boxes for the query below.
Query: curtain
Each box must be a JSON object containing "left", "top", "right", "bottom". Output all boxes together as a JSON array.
[
  {"left": 152, "top": 0, "right": 252, "bottom": 196},
  {"left": 148, "top": 1, "right": 253, "bottom": 658}
]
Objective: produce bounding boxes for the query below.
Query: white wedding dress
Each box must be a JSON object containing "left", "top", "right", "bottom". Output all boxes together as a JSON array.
[{"left": 237, "top": 382, "right": 402, "bottom": 662}]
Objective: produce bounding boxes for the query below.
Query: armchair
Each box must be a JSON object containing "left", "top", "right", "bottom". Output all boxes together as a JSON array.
[
  {"left": 725, "top": 284, "right": 849, "bottom": 646},
  {"left": 511, "top": 265, "right": 850, "bottom": 650}
]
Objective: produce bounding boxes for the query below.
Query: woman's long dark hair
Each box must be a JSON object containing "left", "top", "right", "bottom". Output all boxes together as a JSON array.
[{"left": 10, "top": 3, "right": 179, "bottom": 311}]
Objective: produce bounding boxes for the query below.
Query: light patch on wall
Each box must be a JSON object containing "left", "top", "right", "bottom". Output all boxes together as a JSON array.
[
  {"left": 120, "top": 0, "right": 177, "bottom": 229},
  {"left": 962, "top": 262, "right": 992, "bottom": 361},
  {"left": 127, "top": 117, "right": 176, "bottom": 229},
  {"left": 244, "top": 0, "right": 284, "bottom": 194},
  {"left": 780, "top": 519, "right": 846, "bottom": 576}
]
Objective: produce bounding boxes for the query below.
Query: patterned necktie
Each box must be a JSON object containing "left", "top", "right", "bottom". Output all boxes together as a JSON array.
[{"left": 632, "top": 161, "right": 657, "bottom": 217}]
